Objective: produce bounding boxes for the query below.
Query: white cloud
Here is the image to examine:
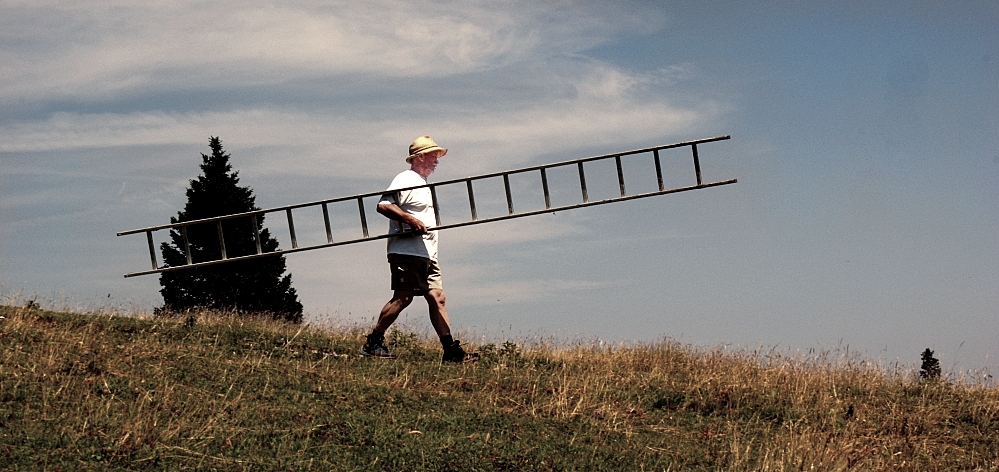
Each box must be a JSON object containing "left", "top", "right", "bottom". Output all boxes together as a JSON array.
[
  {"left": 0, "top": 63, "right": 726, "bottom": 186},
  {"left": 0, "top": 0, "right": 708, "bottom": 203},
  {"left": 0, "top": 0, "right": 665, "bottom": 102}
]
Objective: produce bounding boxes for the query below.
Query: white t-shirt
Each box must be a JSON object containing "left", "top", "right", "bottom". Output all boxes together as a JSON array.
[{"left": 379, "top": 170, "right": 439, "bottom": 261}]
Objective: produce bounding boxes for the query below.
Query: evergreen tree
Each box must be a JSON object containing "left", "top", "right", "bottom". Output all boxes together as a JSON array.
[
  {"left": 919, "top": 348, "right": 941, "bottom": 381},
  {"left": 159, "top": 137, "right": 303, "bottom": 322}
]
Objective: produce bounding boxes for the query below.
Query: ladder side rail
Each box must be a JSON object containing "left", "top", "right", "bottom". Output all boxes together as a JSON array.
[
  {"left": 168, "top": 208, "right": 291, "bottom": 268},
  {"left": 117, "top": 135, "right": 730, "bottom": 237},
  {"left": 328, "top": 134, "right": 729, "bottom": 209},
  {"left": 119, "top": 135, "right": 734, "bottom": 275},
  {"left": 419, "top": 134, "right": 730, "bottom": 185},
  {"left": 124, "top": 177, "right": 737, "bottom": 278},
  {"left": 126, "top": 232, "right": 401, "bottom": 277},
  {"left": 428, "top": 141, "right": 700, "bottom": 219},
  {"left": 432, "top": 178, "right": 738, "bottom": 232},
  {"left": 118, "top": 208, "right": 264, "bottom": 236},
  {"left": 116, "top": 190, "right": 380, "bottom": 237}
]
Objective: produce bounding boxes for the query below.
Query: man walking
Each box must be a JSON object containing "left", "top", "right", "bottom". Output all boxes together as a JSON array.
[{"left": 361, "top": 136, "right": 472, "bottom": 363}]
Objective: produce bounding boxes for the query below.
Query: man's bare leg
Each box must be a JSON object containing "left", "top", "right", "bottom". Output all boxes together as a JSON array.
[
  {"left": 374, "top": 290, "right": 414, "bottom": 334},
  {"left": 426, "top": 289, "right": 473, "bottom": 362},
  {"left": 362, "top": 291, "right": 415, "bottom": 358},
  {"left": 424, "top": 289, "right": 451, "bottom": 337}
]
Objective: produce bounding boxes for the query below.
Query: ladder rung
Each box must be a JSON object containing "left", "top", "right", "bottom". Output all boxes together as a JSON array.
[
  {"left": 216, "top": 221, "right": 227, "bottom": 260},
  {"left": 181, "top": 225, "right": 192, "bottom": 265},
  {"left": 540, "top": 168, "right": 551, "bottom": 209},
  {"left": 430, "top": 186, "right": 441, "bottom": 226},
  {"left": 615, "top": 155, "right": 626, "bottom": 197},
  {"left": 322, "top": 203, "right": 333, "bottom": 244},
  {"left": 692, "top": 143, "right": 702, "bottom": 186},
  {"left": 653, "top": 149, "right": 664, "bottom": 192},
  {"left": 503, "top": 174, "right": 514, "bottom": 215},
  {"left": 146, "top": 230, "right": 157, "bottom": 270},
  {"left": 286, "top": 208, "right": 298, "bottom": 249},
  {"left": 252, "top": 215, "right": 262, "bottom": 254},
  {"left": 466, "top": 180, "right": 477, "bottom": 221},
  {"left": 357, "top": 197, "right": 369, "bottom": 238}
]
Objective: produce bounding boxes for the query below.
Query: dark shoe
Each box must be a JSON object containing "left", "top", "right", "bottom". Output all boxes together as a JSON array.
[
  {"left": 360, "top": 333, "right": 396, "bottom": 359},
  {"left": 442, "top": 340, "right": 479, "bottom": 363}
]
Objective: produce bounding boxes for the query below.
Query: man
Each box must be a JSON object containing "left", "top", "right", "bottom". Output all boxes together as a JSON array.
[{"left": 360, "top": 135, "right": 472, "bottom": 363}]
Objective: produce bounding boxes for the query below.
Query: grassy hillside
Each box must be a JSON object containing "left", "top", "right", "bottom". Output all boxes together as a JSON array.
[{"left": 1, "top": 304, "right": 997, "bottom": 471}]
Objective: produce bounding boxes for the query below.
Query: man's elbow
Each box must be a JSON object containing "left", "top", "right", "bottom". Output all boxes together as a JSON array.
[{"left": 376, "top": 203, "right": 394, "bottom": 216}]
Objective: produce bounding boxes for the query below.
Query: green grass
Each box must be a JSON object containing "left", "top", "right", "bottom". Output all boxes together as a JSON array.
[{"left": 1, "top": 304, "right": 997, "bottom": 471}]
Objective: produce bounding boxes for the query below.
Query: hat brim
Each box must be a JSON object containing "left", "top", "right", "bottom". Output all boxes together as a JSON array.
[{"left": 406, "top": 146, "right": 447, "bottom": 163}]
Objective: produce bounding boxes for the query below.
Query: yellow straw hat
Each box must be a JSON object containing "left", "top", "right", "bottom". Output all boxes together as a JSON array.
[{"left": 407, "top": 135, "right": 447, "bottom": 163}]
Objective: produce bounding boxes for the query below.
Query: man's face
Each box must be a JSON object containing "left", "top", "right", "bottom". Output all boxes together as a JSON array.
[{"left": 411, "top": 151, "right": 442, "bottom": 176}]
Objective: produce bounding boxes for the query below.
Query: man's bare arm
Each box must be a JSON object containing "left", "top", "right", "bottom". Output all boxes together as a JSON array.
[{"left": 377, "top": 202, "right": 428, "bottom": 233}]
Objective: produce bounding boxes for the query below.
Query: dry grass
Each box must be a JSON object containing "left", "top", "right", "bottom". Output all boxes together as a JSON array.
[{"left": 1, "top": 303, "right": 997, "bottom": 470}]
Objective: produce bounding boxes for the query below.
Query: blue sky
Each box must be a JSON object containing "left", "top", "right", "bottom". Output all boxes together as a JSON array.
[{"left": 2, "top": 1, "right": 996, "bottom": 377}]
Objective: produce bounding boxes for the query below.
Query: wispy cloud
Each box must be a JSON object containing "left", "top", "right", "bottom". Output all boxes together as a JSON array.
[
  {"left": 1, "top": 0, "right": 666, "bottom": 103},
  {"left": 0, "top": 0, "right": 713, "bottom": 203},
  {"left": 0, "top": 65, "right": 724, "bottom": 173}
]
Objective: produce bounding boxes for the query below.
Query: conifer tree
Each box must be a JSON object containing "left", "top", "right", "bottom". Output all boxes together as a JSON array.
[
  {"left": 919, "top": 348, "right": 941, "bottom": 381},
  {"left": 159, "top": 137, "right": 303, "bottom": 322}
]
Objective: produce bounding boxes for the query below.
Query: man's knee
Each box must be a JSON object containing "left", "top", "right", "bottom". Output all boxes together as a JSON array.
[
  {"left": 392, "top": 291, "right": 415, "bottom": 307},
  {"left": 425, "top": 289, "right": 446, "bottom": 307}
]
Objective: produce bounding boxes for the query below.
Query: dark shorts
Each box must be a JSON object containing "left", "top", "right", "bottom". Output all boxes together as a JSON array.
[{"left": 388, "top": 253, "right": 442, "bottom": 295}]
